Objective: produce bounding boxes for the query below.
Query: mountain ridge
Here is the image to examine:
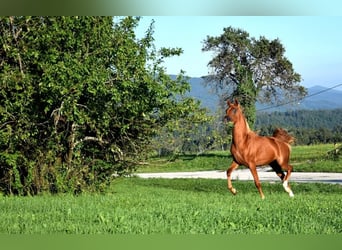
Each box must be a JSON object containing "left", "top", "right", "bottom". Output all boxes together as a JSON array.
[{"left": 185, "top": 76, "right": 342, "bottom": 112}]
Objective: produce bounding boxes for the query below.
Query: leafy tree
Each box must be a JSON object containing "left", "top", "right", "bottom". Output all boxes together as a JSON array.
[
  {"left": 152, "top": 103, "right": 213, "bottom": 156},
  {"left": 0, "top": 16, "right": 207, "bottom": 195},
  {"left": 202, "top": 26, "right": 307, "bottom": 127}
]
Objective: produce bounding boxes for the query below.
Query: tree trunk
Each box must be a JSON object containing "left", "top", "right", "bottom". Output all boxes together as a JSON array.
[{"left": 66, "top": 123, "right": 76, "bottom": 165}]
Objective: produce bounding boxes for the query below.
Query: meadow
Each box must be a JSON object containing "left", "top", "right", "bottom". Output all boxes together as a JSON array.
[
  {"left": 137, "top": 144, "right": 342, "bottom": 173},
  {"left": 1, "top": 178, "right": 341, "bottom": 234},
  {"left": 0, "top": 143, "right": 341, "bottom": 234}
]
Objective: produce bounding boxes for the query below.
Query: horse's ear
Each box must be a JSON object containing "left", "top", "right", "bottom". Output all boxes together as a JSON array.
[
  {"left": 227, "top": 100, "right": 232, "bottom": 106},
  {"left": 234, "top": 98, "right": 239, "bottom": 106}
]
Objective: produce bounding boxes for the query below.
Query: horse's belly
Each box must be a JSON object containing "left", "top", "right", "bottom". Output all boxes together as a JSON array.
[{"left": 231, "top": 147, "right": 250, "bottom": 166}]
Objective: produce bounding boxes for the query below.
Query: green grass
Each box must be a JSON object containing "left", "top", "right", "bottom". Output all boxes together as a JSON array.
[
  {"left": 290, "top": 144, "right": 335, "bottom": 162},
  {"left": 1, "top": 178, "right": 341, "bottom": 234},
  {"left": 137, "top": 144, "right": 342, "bottom": 173},
  {"left": 1, "top": 144, "right": 341, "bottom": 235},
  {"left": 290, "top": 144, "right": 342, "bottom": 172},
  {"left": 137, "top": 151, "right": 230, "bottom": 173}
]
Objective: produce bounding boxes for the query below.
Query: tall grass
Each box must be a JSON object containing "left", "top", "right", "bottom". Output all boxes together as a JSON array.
[{"left": 1, "top": 178, "right": 341, "bottom": 234}]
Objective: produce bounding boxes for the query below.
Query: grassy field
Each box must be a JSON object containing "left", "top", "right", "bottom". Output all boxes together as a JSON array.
[
  {"left": 1, "top": 178, "right": 341, "bottom": 234},
  {"left": 137, "top": 144, "right": 342, "bottom": 173},
  {"left": 1, "top": 143, "right": 341, "bottom": 234}
]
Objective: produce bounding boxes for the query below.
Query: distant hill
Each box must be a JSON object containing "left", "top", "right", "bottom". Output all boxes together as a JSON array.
[
  {"left": 255, "top": 108, "right": 342, "bottom": 130},
  {"left": 187, "top": 77, "right": 219, "bottom": 111},
  {"left": 257, "top": 85, "right": 342, "bottom": 112},
  {"left": 186, "top": 76, "right": 342, "bottom": 112}
]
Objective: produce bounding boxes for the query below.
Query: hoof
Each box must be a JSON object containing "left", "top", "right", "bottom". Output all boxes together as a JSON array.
[
  {"left": 229, "top": 187, "right": 237, "bottom": 195},
  {"left": 283, "top": 181, "right": 294, "bottom": 197}
]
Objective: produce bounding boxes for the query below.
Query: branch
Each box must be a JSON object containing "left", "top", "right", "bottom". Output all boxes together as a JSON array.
[
  {"left": 76, "top": 103, "right": 90, "bottom": 110},
  {"left": 74, "top": 136, "right": 108, "bottom": 148},
  {"left": 9, "top": 16, "right": 24, "bottom": 77},
  {"left": 0, "top": 120, "right": 15, "bottom": 130},
  {"left": 51, "top": 101, "right": 64, "bottom": 128},
  {"left": 229, "top": 73, "right": 239, "bottom": 85}
]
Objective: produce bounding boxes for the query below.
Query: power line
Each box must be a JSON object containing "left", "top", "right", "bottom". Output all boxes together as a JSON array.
[{"left": 256, "top": 83, "right": 342, "bottom": 112}]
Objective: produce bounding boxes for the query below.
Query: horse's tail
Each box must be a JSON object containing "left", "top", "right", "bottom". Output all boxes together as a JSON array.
[{"left": 273, "top": 128, "right": 295, "bottom": 144}]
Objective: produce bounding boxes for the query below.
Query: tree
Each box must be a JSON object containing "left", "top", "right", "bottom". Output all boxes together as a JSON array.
[
  {"left": 152, "top": 102, "right": 213, "bottom": 156},
  {"left": 0, "top": 16, "right": 207, "bottom": 195},
  {"left": 202, "top": 26, "right": 307, "bottom": 127}
]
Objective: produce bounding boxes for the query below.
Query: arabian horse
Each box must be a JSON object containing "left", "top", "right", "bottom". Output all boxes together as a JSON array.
[{"left": 225, "top": 99, "right": 295, "bottom": 199}]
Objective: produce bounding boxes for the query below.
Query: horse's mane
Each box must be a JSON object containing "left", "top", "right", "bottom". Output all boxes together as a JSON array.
[
  {"left": 236, "top": 105, "right": 253, "bottom": 133},
  {"left": 272, "top": 128, "right": 295, "bottom": 144}
]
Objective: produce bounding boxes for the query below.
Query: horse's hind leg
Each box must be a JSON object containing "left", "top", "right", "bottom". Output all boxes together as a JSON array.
[
  {"left": 282, "top": 164, "right": 294, "bottom": 197},
  {"left": 227, "top": 161, "right": 239, "bottom": 195},
  {"left": 270, "top": 161, "right": 285, "bottom": 181},
  {"left": 271, "top": 160, "right": 294, "bottom": 197}
]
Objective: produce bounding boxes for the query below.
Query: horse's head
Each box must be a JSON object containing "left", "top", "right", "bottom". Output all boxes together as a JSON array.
[{"left": 225, "top": 99, "right": 241, "bottom": 123}]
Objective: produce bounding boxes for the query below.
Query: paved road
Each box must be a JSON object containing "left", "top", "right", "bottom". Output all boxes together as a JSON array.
[{"left": 136, "top": 167, "right": 342, "bottom": 185}]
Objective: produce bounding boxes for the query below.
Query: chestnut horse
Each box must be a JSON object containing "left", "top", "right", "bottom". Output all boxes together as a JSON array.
[{"left": 225, "top": 99, "right": 295, "bottom": 199}]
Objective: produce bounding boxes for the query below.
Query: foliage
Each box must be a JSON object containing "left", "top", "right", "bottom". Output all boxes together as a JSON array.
[
  {"left": 0, "top": 16, "right": 208, "bottom": 195},
  {"left": 202, "top": 26, "right": 307, "bottom": 127},
  {"left": 151, "top": 98, "right": 213, "bottom": 156},
  {"left": 256, "top": 109, "right": 342, "bottom": 130},
  {"left": 1, "top": 178, "right": 341, "bottom": 234}
]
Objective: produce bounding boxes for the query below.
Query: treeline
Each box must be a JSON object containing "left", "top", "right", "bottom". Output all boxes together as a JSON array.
[
  {"left": 255, "top": 109, "right": 342, "bottom": 144},
  {"left": 255, "top": 109, "right": 342, "bottom": 129},
  {"left": 155, "top": 108, "right": 342, "bottom": 156}
]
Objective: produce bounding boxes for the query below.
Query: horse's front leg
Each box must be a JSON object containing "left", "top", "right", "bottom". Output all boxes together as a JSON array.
[
  {"left": 249, "top": 164, "right": 265, "bottom": 199},
  {"left": 227, "top": 161, "right": 239, "bottom": 195}
]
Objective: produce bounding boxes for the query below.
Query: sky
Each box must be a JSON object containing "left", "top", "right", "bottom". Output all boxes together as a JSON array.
[{"left": 135, "top": 16, "right": 342, "bottom": 90}]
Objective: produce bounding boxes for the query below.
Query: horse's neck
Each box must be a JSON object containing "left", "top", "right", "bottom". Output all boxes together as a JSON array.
[{"left": 232, "top": 115, "right": 251, "bottom": 145}]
